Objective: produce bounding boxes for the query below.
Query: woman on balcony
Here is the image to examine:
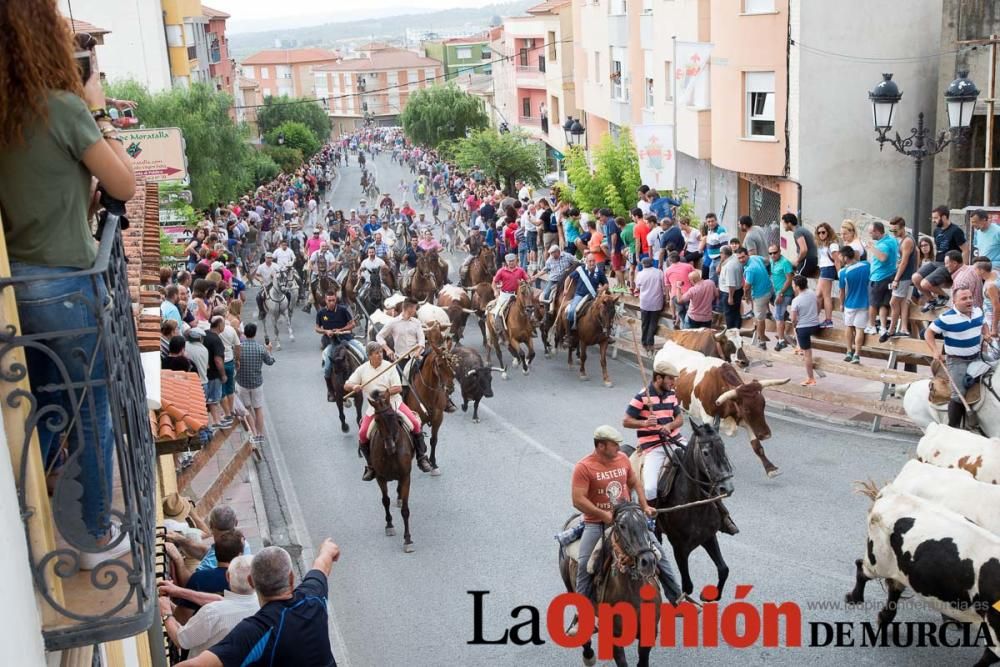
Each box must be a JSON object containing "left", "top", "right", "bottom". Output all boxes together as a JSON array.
[{"left": 0, "top": 0, "right": 136, "bottom": 567}]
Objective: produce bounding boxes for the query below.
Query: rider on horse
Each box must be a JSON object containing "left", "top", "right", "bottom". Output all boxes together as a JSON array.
[
  {"left": 273, "top": 238, "right": 295, "bottom": 270},
  {"left": 315, "top": 291, "right": 359, "bottom": 401},
  {"left": 375, "top": 297, "right": 424, "bottom": 401},
  {"left": 572, "top": 425, "right": 681, "bottom": 604},
  {"left": 622, "top": 358, "right": 739, "bottom": 535},
  {"left": 567, "top": 253, "right": 608, "bottom": 330},
  {"left": 534, "top": 244, "right": 577, "bottom": 304},
  {"left": 458, "top": 228, "right": 484, "bottom": 285},
  {"left": 490, "top": 254, "right": 530, "bottom": 326},
  {"left": 344, "top": 341, "right": 432, "bottom": 480}
]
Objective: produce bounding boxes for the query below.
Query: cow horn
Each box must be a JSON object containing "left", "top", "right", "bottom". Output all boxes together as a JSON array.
[
  {"left": 759, "top": 378, "right": 790, "bottom": 388},
  {"left": 713, "top": 330, "right": 728, "bottom": 342},
  {"left": 489, "top": 366, "right": 505, "bottom": 373},
  {"left": 462, "top": 308, "right": 477, "bottom": 314},
  {"left": 715, "top": 388, "right": 739, "bottom": 405},
  {"left": 466, "top": 369, "right": 477, "bottom": 377}
]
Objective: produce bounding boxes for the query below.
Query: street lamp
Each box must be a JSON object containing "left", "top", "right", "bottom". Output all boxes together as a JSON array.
[
  {"left": 277, "top": 132, "right": 285, "bottom": 146},
  {"left": 868, "top": 70, "right": 980, "bottom": 235},
  {"left": 563, "top": 116, "right": 585, "bottom": 146}
]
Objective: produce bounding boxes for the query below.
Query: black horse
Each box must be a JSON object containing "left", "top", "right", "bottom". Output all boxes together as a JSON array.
[
  {"left": 640, "top": 423, "right": 735, "bottom": 601},
  {"left": 357, "top": 268, "right": 385, "bottom": 319},
  {"left": 327, "top": 343, "right": 362, "bottom": 433},
  {"left": 558, "top": 498, "right": 661, "bottom": 667}
]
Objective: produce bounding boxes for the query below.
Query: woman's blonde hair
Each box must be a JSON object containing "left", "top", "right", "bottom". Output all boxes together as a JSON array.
[
  {"left": 0, "top": 0, "right": 84, "bottom": 148},
  {"left": 839, "top": 219, "right": 857, "bottom": 239}
]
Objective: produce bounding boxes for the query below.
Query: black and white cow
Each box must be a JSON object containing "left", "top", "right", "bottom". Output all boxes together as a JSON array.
[
  {"left": 846, "top": 487, "right": 1000, "bottom": 666},
  {"left": 452, "top": 345, "right": 501, "bottom": 423}
]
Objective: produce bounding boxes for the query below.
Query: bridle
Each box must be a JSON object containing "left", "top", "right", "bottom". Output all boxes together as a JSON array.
[
  {"left": 609, "top": 503, "right": 658, "bottom": 580},
  {"left": 663, "top": 431, "right": 733, "bottom": 498}
]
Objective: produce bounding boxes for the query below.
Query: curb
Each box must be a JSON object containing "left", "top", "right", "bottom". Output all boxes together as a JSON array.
[{"left": 245, "top": 460, "right": 271, "bottom": 548}]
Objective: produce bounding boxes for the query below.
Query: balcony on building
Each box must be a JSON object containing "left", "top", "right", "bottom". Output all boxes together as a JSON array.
[
  {"left": 0, "top": 196, "right": 159, "bottom": 651},
  {"left": 608, "top": 0, "right": 630, "bottom": 48}
]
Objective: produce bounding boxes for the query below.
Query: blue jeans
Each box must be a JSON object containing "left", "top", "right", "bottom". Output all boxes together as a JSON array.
[
  {"left": 12, "top": 263, "right": 113, "bottom": 540},
  {"left": 567, "top": 294, "right": 585, "bottom": 329},
  {"left": 576, "top": 522, "right": 680, "bottom": 604},
  {"left": 542, "top": 280, "right": 559, "bottom": 301},
  {"left": 518, "top": 247, "right": 529, "bottom": 269}
]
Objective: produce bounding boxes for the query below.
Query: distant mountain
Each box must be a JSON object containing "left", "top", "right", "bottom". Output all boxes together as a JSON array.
[
  {"left": 227, "top": 7, "right": 438, "bottom": 35},
  {"left": 228, "top": 0, "right": 535, "bottom": 60}
]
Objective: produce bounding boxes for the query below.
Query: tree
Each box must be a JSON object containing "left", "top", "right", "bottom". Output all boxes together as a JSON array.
[
  {"left": 264, "top": 121, "right": 320, "bottom": 158},
  {"left": 452, "top": 128, "right": 544, "bottom": 195},
  {"left": 401, "top": 84, "right": 489, "bottom": 149},
  {"left": 262, "top": 146, "right": 304, "bottom": 174},
  {"left": 562, "top": 130, "right": 642, "bottom": 217},
  {"left": 105, "top": 81, "right": 253, "bottom": 209},
  {"left": 257, "top": 95, "right": 332, "bottom": 143}
]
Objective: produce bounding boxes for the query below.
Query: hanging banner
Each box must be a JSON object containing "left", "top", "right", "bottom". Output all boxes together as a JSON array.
[
  {"left": 633, "top": 124, "right": 675, "bottom": 191},
  {"left": 675, "top": 41, "right": 713, "bottom": 109}
]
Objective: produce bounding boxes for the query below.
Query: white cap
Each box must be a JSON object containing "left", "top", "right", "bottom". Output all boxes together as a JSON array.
[
  {"left": 548, "top": 245, "right": 561, "bottom": 255},
  {"left": 593, "top": 425, "right": 624, "bottom": 443}
]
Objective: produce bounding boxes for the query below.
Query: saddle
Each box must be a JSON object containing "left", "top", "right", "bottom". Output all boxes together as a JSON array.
[
  {"left": 628, "top": 444, "right": 681, "bottom": 500},
  {"left": 927, "top": 359, "right": 987, "bottom": 408},
  {"left": 559, "top": 514, "right": 609, "bottom": 574},
  {"left": 365, "top": 413, "right": 415, "bottom": 441}
]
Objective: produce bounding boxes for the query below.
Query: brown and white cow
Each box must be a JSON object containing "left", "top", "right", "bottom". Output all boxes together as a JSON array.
[
  {"left": 668, "top": 328, "right": 750, "bottom": 368},
  {"left": 916, "top": 422, "right": 1000, "bottom": 484},
  {"left": 437, "top": 284, "right": 478, "bottom": 344},
  {"left": 654, "top": 341, "right": 788, "bottom": 477}
]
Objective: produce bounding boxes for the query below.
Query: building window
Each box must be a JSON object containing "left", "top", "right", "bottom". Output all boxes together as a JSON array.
[
  {"left": 611, "top": 58, "right": 624, "bottom": 100},
  {"left": 593, "top": 51, "right": 600, "bottom": 82},
  {"left": 664, "top": 61, "right": 673, "bottom": 101},
  {"left": 243, "top": 65, "right": 255, "bottom": 79},
  {"left": 260, "top": 67, "right": 269, "bottom": 79},
  {"left": 645, "top": 77, "right": 654, "bottom": 108},
  {"left": 744, "top": 0, "right": 775, "bottom": 13},
  {"left": 522, "top": 97, "right": 531, "bottom": 117},
  {"left": 165, "top": 24, "right": 183, "bottom": 48},
  {"left": 276, "top": 65, "right": 292, "bottom": 80},
  {"left": 408, "top": 69, "right": 419, "bottom": 85},
  {"left": 424, "top": 67, "right": 436, "bottom": 82},
  {"left": 482, "top": 47, "right": 491, "bottom": 60},
  {"left": 745, "top": 71, "right": 775, "bottom": 137},
  {"left": 642, "top": 0, "right": 653, "bottom": 13},
  {"left": 182, "top": 22, "right": 195, "bottom": 46},
  {"left": 610, "top": 0, "right": 627, "bottom": 15},
  {"left": 548, "top": 31, "right": 557, "bottom": 61},
  {"left": 519, "top": 47, "right": 529, "bottom": 67},
  {"left": 457, "top": 47, "right": 473, "bottom": 59}
]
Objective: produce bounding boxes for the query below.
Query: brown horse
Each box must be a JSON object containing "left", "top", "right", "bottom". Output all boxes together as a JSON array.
[
  {"left": 406, "top": 253, "right": 440, "bottom": 302},
  {"left": 470, "top": 282, "right": 494, "bottom": 342},
  {"left": 554, "top": 289, "right": 620, "bottom": 387},
  {"left": 558, "top": 498, "right": 662, "bottom": 667},
  {"left": 463, "top": 247, "right": 497, "bottom": 287},
  {"left": 539, "top": 273, "right": 574, "bottom": 357},
  {"left": 485, "top": 281, "right": 539, "bottom": 378},
  {"left": 404, "top": 341, "right": 456, "bottom": 473},
  {"left": 367, "top": 389, "right": 415, "bottom": 552},
  {"left": 424, "top": 249, "right": 449, "bottom": 286}
]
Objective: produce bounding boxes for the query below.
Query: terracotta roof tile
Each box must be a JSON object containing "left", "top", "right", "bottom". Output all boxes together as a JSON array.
[
  {"left": 242, "top": 49, "right": 340, "bottom": 66},
  {"left": 316, "top": 49, "right": 442, "bottom": 73},
  {"left": 201, "top": 5, "right": 231, "bottom": 19},
  {"left": 525, "top": 0, "right": 570, "bottom": 13},
  {"left": 66, "top": 17, "right": 110, "bottom": 36},
  {"left": 155, "top": 370, "right": 209, "bottom": 441}
]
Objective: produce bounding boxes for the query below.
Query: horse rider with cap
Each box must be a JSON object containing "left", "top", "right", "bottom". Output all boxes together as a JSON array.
[
  {"left": 567, "top": 252, "right": 608, "bottom": 330},
  {"left": 490, "top": 253, "right": 530, "bottom": 322},
  {"left": 344, "top": 341, "right": 433, "bottom": 479},
  {"left": 375, "top": 297, "right": 425, "bottom": 399},
  {"left": 572, "top": 425, "right": 681, "bottom": 605},
  {"left": 458, "top": 227, "right": 484, "bottom": 285},
  {"left": 533, "top": 244, "right": 578, "bottom": 304},
  {"left": 621, "top": 359, "right": 739, "bottom": 535},
  {"left": 315, "top": 291, "right": 360, "bottom": 399}
]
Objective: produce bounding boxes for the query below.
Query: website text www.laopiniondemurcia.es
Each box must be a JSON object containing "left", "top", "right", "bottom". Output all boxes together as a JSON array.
[{"left": 468, "top": 586, "right": 998, "bottom": 660}]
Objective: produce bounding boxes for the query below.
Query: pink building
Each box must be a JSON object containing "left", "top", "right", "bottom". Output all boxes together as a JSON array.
[
  {"left": 202, "top": 5, "right": 233, "bottom": 93},
  {"left": 241, "top": 48, "right": 341, "bottom": 99}
]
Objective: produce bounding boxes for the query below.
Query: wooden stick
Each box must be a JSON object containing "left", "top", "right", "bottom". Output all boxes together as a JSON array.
[
  {"left": 344, "top": 345, "right": 420, "bottom": 398},
  {"left": 655, "top": 493, "right": 730, "bottom": 514}
]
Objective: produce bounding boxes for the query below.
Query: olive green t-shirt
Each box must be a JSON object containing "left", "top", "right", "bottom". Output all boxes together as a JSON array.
[{"left": 0, "top": 91, "right": 101, "bottom": 269}]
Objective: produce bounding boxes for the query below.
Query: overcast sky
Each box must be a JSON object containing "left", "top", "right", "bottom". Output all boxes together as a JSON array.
[{"left": 208, "top": 0, "right": 501, "bottom": 32}]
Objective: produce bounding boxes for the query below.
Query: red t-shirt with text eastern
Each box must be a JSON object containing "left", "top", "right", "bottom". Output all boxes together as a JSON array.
[{"left": 572, "top": 452, "right": 636, "bottom": 523}]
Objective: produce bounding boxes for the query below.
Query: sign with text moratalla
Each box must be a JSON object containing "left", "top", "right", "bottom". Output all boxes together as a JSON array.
[
  {"left": 118, "top": 127, "right": 188, "bottom": 184},
  {"left": 634, "top": 124, "right": 675, "bottom": 191},
  {"left": 675, "top": 41, "right": 713, "bottom": 109}
]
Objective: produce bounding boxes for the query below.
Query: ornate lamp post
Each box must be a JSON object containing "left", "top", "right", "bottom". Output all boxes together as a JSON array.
[
  {"left": 563, "top": 116, "right": 586, "bottom": 146},
  {"left": 869, "top": 71, "right": 980, "bottom": 235}
]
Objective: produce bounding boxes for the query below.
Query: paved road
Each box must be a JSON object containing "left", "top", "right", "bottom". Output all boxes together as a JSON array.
[{"left": 259, "top": 154, "right": 973, "bottom": 666}]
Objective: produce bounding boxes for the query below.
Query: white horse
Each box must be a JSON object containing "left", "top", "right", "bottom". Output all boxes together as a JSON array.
[
  {"left": 263, "top": 267, "right": 298, "bottom": 350},
  {"left": 899, "top": 360, "right": 1000, "bottom": 437}
]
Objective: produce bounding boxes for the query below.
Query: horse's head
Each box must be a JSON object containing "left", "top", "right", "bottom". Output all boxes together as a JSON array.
[
  {"left": 515, "top": 281, "right": 538, "bottom": 323},
  {"left": 368, "top": 388, "right": 393, "bottom": 414},
  {"left": 684, "top": 422, "right": 735, "bottom": 497},
  {"left": 609, "top": 500, "right": 659, "bottom": 581},
  {"left": 594, "top": 291, "right": 619, "bottom": 333}
]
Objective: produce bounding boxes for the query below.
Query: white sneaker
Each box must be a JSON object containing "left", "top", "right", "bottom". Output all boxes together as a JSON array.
[
  {"left": 79, "top": 524, "right": 132, "bottom": 570},
  {"left": 863, "top": 326, "right": 877, "bottom": 335}
]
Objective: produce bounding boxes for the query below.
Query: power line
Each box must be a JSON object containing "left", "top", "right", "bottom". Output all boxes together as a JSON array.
[
  {"left": 232, "top": 37, "right": 573, "bottom": 112},
  {"left": 790, "top": 39, "right": 976, "bottom": 63}
]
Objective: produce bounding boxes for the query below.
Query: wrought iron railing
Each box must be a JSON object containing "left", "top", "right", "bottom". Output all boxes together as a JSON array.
[{"left": 0, "top": 215, "right": 156, "bottom": 650}]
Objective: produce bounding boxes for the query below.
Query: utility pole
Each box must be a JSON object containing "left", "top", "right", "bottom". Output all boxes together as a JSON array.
[{"left": 950, "top": 35, "right": 1000, "bottom": 207}]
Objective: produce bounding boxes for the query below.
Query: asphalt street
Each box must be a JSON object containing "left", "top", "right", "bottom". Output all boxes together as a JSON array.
[{"left": 258, "top": 154, "right": 975, "bottom": 666}]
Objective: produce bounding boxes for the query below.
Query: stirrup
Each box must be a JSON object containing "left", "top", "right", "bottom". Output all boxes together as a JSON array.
[
  {"left": 362, "top": 466, "right": 376, "bottom": 481},
  {"left": 416, "top": 456, "right": 433, "bottom": 473}
]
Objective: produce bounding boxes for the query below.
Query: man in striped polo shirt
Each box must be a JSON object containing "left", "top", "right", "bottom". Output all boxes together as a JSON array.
[
  {"left": 924, "top": 286, "right": 989, "bottom": 427},
  {"left": 622, "top": 358, "right": 738, "bottom": 535}
]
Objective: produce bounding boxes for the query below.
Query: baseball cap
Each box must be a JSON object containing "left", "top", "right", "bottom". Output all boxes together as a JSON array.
[
  {"left": 654, "top": 358, "right": 679, "bottom": 377},
  {"left": 504, "top": 253, "right": 517, "bottom": 261},
  {"left": 265, "top": 251, "right": 274, "bottom": 258},
  {"left": 593, "top": 425, "right": 624, "bottom": 443}
]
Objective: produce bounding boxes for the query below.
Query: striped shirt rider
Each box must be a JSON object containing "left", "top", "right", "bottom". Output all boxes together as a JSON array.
[
  {"left": 625, "top": 384, "right": 682, "bottom": 451},
  {"left": 928, "top": 306, "right": 984, "bottom": 357}
]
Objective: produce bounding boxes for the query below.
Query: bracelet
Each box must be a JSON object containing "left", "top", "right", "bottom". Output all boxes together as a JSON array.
[
  {"left": 163, "top": 613, "right": 174, "bottom": 621},
  {"left": 91, "top": 108, "right": 110, "bottom": 121}
]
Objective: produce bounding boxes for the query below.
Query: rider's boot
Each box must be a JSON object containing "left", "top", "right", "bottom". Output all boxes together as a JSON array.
[
  {"left": 716, "top": 500, "right": 740, "bottom": 535},
  {"left": 947, "top": 399, "right": 966, "bottom": 427},
  {"left": 412, "top": 431, "right": 433, "bottom": 472},
  {"left": 325, "top": 375, "right": 336, "bottom": 403},
  {"left": 445, "top": 398, "right": 457, "bottom": 413},
  {"left": 360, "top": 442, "right": 376, "bottom": 481}
]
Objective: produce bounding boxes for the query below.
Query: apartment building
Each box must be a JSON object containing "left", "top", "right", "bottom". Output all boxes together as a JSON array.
[
  {"left": 241, "top": 48, "right": 342, "bottom": 99},
  {"left": 57, "top": 0, "right": 172, "bottom": 92},
  {"left": 494, "top": 0, "right": 576, "bottom": 158},
  {"left": 161, "top": 0, "right": 211, "bottom": 88},
  {"left": 423, "top": 33, "right": 494, "bottom": 80},
  {"left": 314, "top": 47, "right": 444, "bottom": 135},
  {"left": 571, "top": 0, "right": 942, "bottom": 227},
  {"left": 202, "top": 5, "right": 234, "bottom": 93}
]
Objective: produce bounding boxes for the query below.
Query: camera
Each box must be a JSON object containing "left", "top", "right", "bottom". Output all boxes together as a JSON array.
[
  {"left": 94, "top": 186, "right": 130, "bottom": 240},
  {"left": 73, "top": 33, "right": 97, "bottom": 85}
]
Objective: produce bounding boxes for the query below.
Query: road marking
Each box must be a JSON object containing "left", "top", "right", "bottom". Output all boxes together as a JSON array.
[{"left": 479, "top": 404, "right": 574, "bottom": 470}]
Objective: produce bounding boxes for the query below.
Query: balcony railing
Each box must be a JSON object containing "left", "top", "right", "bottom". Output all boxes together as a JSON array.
[
  {"left": 0, "top": 214, "right": 156, "bottom": 650},
  {"left": 516, "top": 64, "right": 541, "bottom": 75},
  {"left": 518, "top": 115, "right": 541, "bottom": 127}
]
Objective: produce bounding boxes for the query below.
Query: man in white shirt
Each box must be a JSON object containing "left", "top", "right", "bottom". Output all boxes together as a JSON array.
[
  {"left": 517, "top": 180, "right": 532, "bottom": 203},
  {"left": 272, "top": 239, "right": 295, "bottom": 269},
  {"left": 358, "top": 247, "right": 387, "bottom": 283},
  {"left": 282, "top": 197, "right": 296, "bottom": 221},
  {"left": 159, "top": 555, "right": 259, "bottom": 658},
  {"left": 253, "top": 253, "right": 278, "bottom": 288},
  {"left": 378, "top": 220, "right": 397, "bottom": 247}
]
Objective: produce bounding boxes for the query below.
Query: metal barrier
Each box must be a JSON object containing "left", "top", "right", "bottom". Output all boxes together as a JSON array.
[{"left": 0, "top": 216, "right": 156, "bottom": 650}]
